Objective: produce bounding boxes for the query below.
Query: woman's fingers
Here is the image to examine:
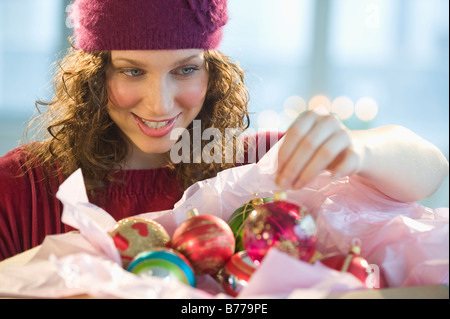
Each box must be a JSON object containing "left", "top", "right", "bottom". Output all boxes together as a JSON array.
[
  {"left": 276, "top": 112, "right": 325, "bottom": 187},
  {"left": 276, "top": 111, "right": 356, "bottom": 189},
  {"left": 277, "top": 111, "right": 316, "bottom": 170},
  {"left": 292, "top": 129, "right": 351, "bottom": 188},
  {"left": 328, "top": 147, "right": 361, "bottom": 180}
]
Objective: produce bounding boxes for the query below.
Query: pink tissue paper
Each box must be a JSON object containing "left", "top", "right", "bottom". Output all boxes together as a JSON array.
[{"left": 0, "top": 136, "right": 448, "bottom": 298}]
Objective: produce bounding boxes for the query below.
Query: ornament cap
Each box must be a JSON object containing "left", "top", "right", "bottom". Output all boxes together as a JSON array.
[
  {"left": 187, "top": 208, "right": 199, "bottom": 219},
  {"left": 350, "top": 244, "right": 361, "bottom": 255},
  {"left": 251, "top": 198, "right": 264, "bottom": 206},
  {"left": 274, "top": 191, "right": 287, "bottom": 201}
]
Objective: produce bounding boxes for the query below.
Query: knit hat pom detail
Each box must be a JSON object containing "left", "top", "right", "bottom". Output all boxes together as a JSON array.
[{"left": 187, "top": 0, "right": 228, "bottom": 32}]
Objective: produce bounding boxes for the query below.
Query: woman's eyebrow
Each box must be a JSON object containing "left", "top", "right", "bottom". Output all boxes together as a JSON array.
[
  {"left": 172, "top": 54, "right": 204, "bottom": 67},
  {"left": 112, "top": 57, "right": 148, "bottom": 68}
]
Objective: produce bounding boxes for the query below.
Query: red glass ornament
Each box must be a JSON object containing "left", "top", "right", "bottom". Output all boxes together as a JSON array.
[
  {"left": 172, "top": 208, "right": 235, "bottom": 276},
  {"left": 227, "top": 196, "right": 272, "bottom": 252},
  {"left": 219, "top": 251, "right": 256, "bottom": 297},
  {"left": 243, "top": 192, "right": 317, "bottom": 264},
  {"left": 320, "top": 239, "right": 383, "bottom": 289}
]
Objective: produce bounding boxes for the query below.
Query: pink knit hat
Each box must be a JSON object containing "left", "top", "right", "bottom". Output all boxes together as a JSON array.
[{"left": 69, "top": 0, "right": 228, "bottom": 51}]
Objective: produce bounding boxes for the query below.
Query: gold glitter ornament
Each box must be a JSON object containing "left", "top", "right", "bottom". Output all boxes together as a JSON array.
[{"left": 108, "top": 217, "right": 171, "bottom": 269}]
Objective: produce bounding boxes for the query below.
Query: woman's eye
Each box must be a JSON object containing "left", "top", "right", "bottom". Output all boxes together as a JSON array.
[
  {"left": 181, "top": 67, "right": 194, "bottom": 75},
  {"left": 174, "top": 66, "right": 199, "bottom": 76},
  {"left": 122, "top": 69, "right": 144, "bottom": 77}
]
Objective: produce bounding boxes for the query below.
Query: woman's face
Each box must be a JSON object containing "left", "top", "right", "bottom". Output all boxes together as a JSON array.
[{"left": 106, "top": 49, "right": 208, "bottom": 168}]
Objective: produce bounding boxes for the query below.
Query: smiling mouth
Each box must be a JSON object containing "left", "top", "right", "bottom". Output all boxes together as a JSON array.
[
  {"left": 140, "top": 118, "right": 170, "bottom": 129},
  {"left": 132, "top": 113, "right": 181, "bottom": 138},
  {"left": 134, "top": 113, "right": 179, "bottom": 128}
]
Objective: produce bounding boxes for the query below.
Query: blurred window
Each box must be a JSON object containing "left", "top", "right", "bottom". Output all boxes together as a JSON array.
[{"left": 0, "top": 0, "right": 63, "bottom": 116}]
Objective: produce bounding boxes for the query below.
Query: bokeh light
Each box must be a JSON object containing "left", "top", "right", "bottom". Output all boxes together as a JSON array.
[
  {"left": 283, "top": 95, "right": 306, "bottom": 119},
  {"left": 355, "top": 97, "right": 378, "bottom": 121},
  {"left": 308, "top": 95, "right": 331, "bottom": 112},
  {"left": 331, "top": 96, "right": 354, "bottom": 120}
]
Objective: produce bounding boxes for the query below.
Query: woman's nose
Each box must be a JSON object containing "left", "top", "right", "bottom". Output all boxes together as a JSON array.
[{"left": 144, "top": 76, "right": 174, "bottom": 116}]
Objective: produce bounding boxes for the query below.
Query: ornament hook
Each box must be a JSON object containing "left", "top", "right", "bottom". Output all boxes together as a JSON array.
[
  {"left": 350, "top": 238, "right": 362, "bottom": 255},
  {"left": 351, "top": 238, "right": 362, "bottom": 248}
]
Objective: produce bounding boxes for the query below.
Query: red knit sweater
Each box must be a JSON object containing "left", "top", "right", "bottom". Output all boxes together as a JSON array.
[{"left": 0, "top": 132, "right": 283, "bottom": 260}]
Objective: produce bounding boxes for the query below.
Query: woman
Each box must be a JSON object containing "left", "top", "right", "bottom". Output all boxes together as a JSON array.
[{"left": 0, "top": 0, "right": 447, "bottom": 261}]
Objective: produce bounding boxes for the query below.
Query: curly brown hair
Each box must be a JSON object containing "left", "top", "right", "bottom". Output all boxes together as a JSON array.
[{"left": 24, "top": 48, "right": 250, "bottom": 193}]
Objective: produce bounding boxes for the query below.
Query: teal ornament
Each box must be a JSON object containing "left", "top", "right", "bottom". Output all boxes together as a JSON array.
[{"left": 127, "top": 247, "right": 196, "bottom": 287}]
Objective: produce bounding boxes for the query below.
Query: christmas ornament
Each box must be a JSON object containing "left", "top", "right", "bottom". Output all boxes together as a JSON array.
[
  {"left": 172, "top": 208, "right": 235, "bottom": 276},
  {"left": 243, "top": 191, "right": 317, "bottom": 264},
  {"left": 127, "top": 248, "right": 196, "bottom": 287},
  {"left": 108, "top": 217, "right": 171, "bottom": 269},
  {"left": 219, "top": 251, "right": 256, "bottom": 297},
  {"left": 227, "top": 196, "right": 272, "bottom": 252},
  {"left": 320, "top": 238, "right": 383, "bottom": 289}
]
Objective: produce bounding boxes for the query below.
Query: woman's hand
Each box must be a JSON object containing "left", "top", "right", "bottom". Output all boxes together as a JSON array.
[
  {"left": 275, "top": 110, "right": 448, "bottom": 202},
  {"left": 275, "top": 110, "right": 364, "bottom": 189}
]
